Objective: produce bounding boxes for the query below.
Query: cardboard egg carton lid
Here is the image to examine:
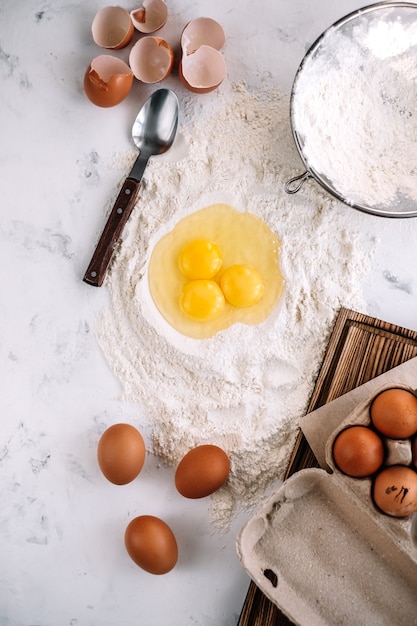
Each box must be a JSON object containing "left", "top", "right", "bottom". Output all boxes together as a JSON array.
[
  {"left": 237, "top": 357, "right": 417, "bottom": 626},
  {"left": 237, "top": 467, "right": 417, "bottom": 626}
]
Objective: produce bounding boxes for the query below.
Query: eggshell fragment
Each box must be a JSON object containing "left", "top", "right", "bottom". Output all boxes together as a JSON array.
[
  {"left": 175, "top": 444, "right": 230, "bottom": 498},
  {"left": 92, "top": 6, "right": 134, "bottom": 50},
  {"left": 129, "top": 37, "right": 174, "bottom": 83},
  {"left": 372, "top": 465, "right": 417, "bottom": 517},
  {"left": 84, "top": 55, "right": 133, "bottom": 107},
  {"left": 180, "top": 17, "right": 227, "bottom": 93},
  {"left": 180, "top": 45, "right": 227, "bottom": 94},
  {"left": 97, "top": 423, "right": 146, "bottom": 485},
  {"left": 130, "top": 0, "right": 168, "bottom": 34},
  {"left": 370, "top": 388, "right": 417, "bottom": 439},
  {"left": 181, "top": 17, "right": 226, "bottom": 55},
  {"left": 125, "top": 515, "right": 178, "bottom": 574}
]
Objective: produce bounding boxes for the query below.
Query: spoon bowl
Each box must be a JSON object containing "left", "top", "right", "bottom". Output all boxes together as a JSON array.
[{"left": 133, "top": 88, "right": 179, "bottom": 155}]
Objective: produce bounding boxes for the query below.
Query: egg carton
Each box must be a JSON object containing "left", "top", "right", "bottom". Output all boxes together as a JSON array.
[
  {"left": 237, "top": 382, "right": 417, "bottom": 626},
  {"left": 325, "top": 382, "right": 417, "bottom": 549}
]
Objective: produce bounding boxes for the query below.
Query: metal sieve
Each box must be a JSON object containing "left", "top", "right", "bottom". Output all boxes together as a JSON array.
[{"left": 285, "top": 2, "right": 417, "bottom": 218}]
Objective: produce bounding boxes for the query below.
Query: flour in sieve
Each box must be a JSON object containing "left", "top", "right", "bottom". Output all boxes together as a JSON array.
[
  {"left": 293, "top": 10, "right": 417, "bottom": 211},
  {"left": 97, "top": 82, "right": 376, "bottom": 528}
]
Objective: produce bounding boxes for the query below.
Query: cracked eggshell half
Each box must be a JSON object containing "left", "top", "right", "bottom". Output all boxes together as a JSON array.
[
  {"left": 129, "top": 36, "right": 174, "bottom": 83},
  {"left": 91, "top": 6, "right": 134, "bottom": 50},
  {"left": 181, "top": 17, "right": 225, "bottom": 55},
  {"left": 130, "top": 0, "right": 168, "bottom": 34},
  {"left": 84, "top": 55, "right": 133, "bottom": 107},
  {"left": 180, "top": 17, "right": 227, "bottom": 94},
  {"left": 179, "top": 45, "right": 227, "bottom": 94}
]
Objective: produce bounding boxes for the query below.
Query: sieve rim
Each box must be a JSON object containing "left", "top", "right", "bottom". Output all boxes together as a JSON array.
[{"left": 288, "top": 1, "right": 417, "bottom": 218}]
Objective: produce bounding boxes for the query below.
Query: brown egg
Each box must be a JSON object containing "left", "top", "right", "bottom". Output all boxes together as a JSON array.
[
  {"left": 175, "top": 444, "right": 230, "bottom": 498},
  {"left": 91, "top": 6, "right": 134, "bottom": 50},
  {"left": 97, "top": 423, "right": 146, "bottom": 485},
  {"left": 372, "top": 465, "right": 417, "bottom": 517},
  {"left": 125, "top": 515, "right": 178, "bottom": 574},
  {"left": 332, "top": 426, "right": 385, "bottom": 477},
  {"left": 370, "top": 388, "right": 417, "bottom": 439},
  {"left": 84, "top": 55, "right": 133, "bottom": 108}
]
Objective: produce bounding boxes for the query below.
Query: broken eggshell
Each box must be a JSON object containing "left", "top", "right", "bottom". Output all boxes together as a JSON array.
[
  {"left": 130, "top": 0, "right": 168, "bottom": 34},
  {"left": 84, "top": 55, "right": 133, "bottom": 107},
  {"left": 179, "top": 45, "right": 227, "bottom": 94},
  {"left": 129, "top": 36, "right": 174, "bottom": 83},
  {"left": 180, "top": 17, "right": 226, "bottom": 93},
  {"left": 181, "top": 17, "right": 226, "bottom": 55},
  {"left": 91, "top": 6, "right": 134, "bottom": 50}
]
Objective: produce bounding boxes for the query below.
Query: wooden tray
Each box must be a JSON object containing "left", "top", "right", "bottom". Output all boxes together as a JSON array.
[{"left": 237, "top": 307, "right": 417, "bottom": 626}]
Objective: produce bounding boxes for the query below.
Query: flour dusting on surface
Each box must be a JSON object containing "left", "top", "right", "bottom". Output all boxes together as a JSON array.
[{"left": 97, "top": 82, "right": 375, "bottom": 528}]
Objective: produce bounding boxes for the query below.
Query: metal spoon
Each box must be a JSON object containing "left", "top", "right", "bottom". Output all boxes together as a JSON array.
[{"left": 83, "top": 88, "right": 179, "bottom": 287}]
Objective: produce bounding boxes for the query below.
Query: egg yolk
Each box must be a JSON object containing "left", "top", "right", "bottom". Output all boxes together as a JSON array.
[
  {"left": 147, "top": 203, "right": 284, "bottom": 339},
  {"left": 180, "top": 280, "right": 225, "bottom": 320},
  {"left": 220, "top": 264, "right": 264, "bottom": 307},
  {"left": 178, "top": 239, "right": 223, "bottom": 279}
]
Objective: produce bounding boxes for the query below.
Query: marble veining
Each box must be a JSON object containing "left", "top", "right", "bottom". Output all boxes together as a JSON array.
[
  {"left": 383, "top": 269, "right": 413, "bottom": 295},
  {"left": 2, "top": 0, "right": 417, "bottom": 625}
]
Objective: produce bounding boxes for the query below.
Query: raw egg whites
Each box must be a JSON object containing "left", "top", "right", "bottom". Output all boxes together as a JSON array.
[
  {"left": 372, "top": 465, "right": 417, "bottom": 517},
  {"left": 125, "top": 515, "right": 178, "bottom": 574},
  {"left": 84, "top": 55, "right": 133, "bottom": 107},
  {"left": 97, "top": 423, "right": 146, "bottom": 485},
  {"left": 175, "top": 444, "right": 230, "bottom": 498},
  {"left": 148, "top": 204, "right": 284, "bottom": 339},
  {"left": 332, "top": 425, "right": 385, "bottom": 477},
  {"left": 370, "top": 388, "right": 417, "bottom": 439}
]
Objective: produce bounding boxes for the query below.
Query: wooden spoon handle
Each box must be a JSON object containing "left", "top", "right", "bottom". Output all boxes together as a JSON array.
[{"left": 83, "top": 177, "right": 140, "bottom": 287}]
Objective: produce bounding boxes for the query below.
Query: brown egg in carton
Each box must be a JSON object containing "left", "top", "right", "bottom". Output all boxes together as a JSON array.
[
  {"left": 324, "top": 382, "right": 417, "bottom": 552},
  {"left": 237, "top": 382, "right": 417, "bottom": 626}
]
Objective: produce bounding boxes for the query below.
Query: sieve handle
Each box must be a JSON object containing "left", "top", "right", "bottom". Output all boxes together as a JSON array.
[{"left": 285, "top": 171, "right": 311, "bottom": 194}]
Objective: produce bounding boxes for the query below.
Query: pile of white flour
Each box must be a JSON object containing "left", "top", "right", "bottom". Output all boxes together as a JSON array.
[
  {"left": 293, "top": 9, "right": 417, "bottom": 211},
  {"left": 98, "top": 82, "right": 375, "bottom": 527}
]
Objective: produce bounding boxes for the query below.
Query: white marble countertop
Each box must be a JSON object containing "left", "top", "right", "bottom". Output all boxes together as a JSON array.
[{"left": 2, "top": 1, "right": 417, "bottom": 625}]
